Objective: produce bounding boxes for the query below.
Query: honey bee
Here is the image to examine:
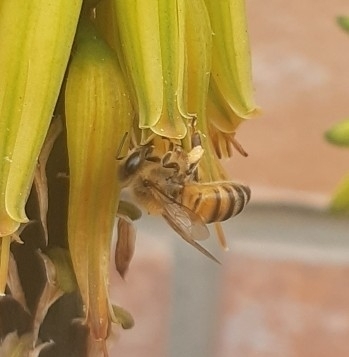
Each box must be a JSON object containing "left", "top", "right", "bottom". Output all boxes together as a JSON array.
[{"left": 118, "top": 135, "right": 250, "bottom": 263}]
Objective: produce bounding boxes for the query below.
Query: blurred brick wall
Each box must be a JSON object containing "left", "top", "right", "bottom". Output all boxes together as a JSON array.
[{"left": 229, "top": 0, "right": 349, "bottom": 195}]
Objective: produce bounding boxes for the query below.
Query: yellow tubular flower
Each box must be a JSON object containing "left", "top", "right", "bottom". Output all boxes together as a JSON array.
[
  {"left": 0, "top": 0, "right": 82, "bottom": 234},
  {"left": 150, "top": 0, "right": 187, "bottom": 139},
  {"left": 112, "top": 0, "right": 164, "bottom": 130},
  {"left": 113, "top": 0, "right": 188, "bottom": 139},
  {"left": 181, "top": 0, "right": 226, "bottom": 181},
  {"left": 205, "top": 0, "right": 259, "bottom": 119},
  {"left": 65, "top": 18, "right": 133, "bottom": 343},
  {"left": 183, "top": 0, "right": 212, "bottom": 118}
]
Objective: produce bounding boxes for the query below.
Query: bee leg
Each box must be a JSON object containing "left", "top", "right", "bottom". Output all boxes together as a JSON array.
[
  {"left": 145, "top": 156, "right": 161, "bottom": 163},
  {"left": 167, "top": 141, "right": 174, "bottom": 152},
  {"left": 143, "top": 145, "right": 161, "bottom": 163},
  {"left": 161, "top": 151, "right": 180, "bottom": 172},
  {"left": 186, "top": 163, "right": 199, "bottom": 181}
]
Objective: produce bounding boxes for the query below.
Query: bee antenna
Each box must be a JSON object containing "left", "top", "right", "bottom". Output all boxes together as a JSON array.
[{"left": 115, "top": 132, "right": 129, "bottom": 160}]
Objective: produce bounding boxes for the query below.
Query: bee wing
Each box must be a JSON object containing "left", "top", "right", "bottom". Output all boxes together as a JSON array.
[
  {"left": 162, "top": 206, "right": 220, "bottom": 264},
  {"left": 146, "top": 180, "right": 220, "bottom": 263},
  {"left": 146, "top": 179, "right": 210, "bottom": 241},
  {"left": 162, "top": 201, "right": 209, "bottom": 241}
]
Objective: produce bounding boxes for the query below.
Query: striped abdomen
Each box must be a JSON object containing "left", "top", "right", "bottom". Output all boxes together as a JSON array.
[{"left": 180, "top": 182, "right": 251, "bottom": 224}]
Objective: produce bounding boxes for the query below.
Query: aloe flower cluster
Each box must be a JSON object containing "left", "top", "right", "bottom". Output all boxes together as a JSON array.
[{"left": 0, "top": 0, "right": 258, "bottom": 355}]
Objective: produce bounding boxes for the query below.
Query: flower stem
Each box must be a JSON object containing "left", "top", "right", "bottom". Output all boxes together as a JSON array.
[{"left": 0, "top": 235, "right": 11, "bottom": 294}]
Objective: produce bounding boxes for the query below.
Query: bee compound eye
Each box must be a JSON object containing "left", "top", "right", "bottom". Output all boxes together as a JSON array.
[{"left": 125, "top": 151, "right": 142, "bottom": 175}]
